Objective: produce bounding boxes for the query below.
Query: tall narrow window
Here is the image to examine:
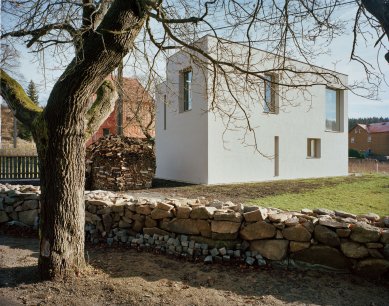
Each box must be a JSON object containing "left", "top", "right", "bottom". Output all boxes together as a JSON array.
[
  {"left": 274, "top": 136, "right": 279, "bottom": 177},
  {"left": 367, "top": 135, "right": 371, "bottom": 143},
  {"left": 183, "top": 70, "right": 192, "bottom": 111},
  {"left": 264, "top": 74, "right": 275, "bottom": 113},
  {"left": 325, "top": 88, "right": 341, "bottom": 131},
  {"left": 307, "top": 138, "right": 321, "bottom": 158},
  {"left": 163, "top": 94, "right": 167, "bottom": 130}
]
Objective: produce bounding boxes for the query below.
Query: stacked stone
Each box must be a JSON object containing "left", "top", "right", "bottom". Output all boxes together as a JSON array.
[
  {"left": 1, "top": 184, "right": 389, "bottom": 278},
  {"left": 0, "top": 184, "right": 40, "bottom": 227},
  {"left": 86, "top": 136, "right": 155, "bottom": 191}
]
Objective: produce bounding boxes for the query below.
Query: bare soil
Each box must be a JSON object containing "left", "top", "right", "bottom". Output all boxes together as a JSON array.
[
  {"left": 144, "top": 176, "right": 370, "bottom": 203},
  {"left": 1, "top": 234, "right": 388, "bottom": 306}
]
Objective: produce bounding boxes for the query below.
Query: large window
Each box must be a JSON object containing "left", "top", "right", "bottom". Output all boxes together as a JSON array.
[
  {"left": 307, "top": 138, "right": 321, "bottom": 158},
  {"left": 263, "top": 74, "right": 275, "bottom": 113},
  {"left": 325, "top": 88, "right": 341, "bottom": 131},
  {"left": 183, "top": 70, "right": 192, "bottom": 111}
]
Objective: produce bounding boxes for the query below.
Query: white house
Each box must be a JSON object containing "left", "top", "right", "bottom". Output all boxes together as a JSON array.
[{"left": 155, "top": 36, "right": 348, "bottom": 184}]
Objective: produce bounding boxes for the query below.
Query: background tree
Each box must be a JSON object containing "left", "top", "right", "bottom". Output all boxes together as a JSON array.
[
  {"left": 18, "top": 80, "right": 40, "bottom": 141},
  {"left": 349, "top": 117, "right": 389, "bottom": 130},
  {"left": 27, "top": 81, "right": 40, "bottom": 106},
  {"left": 0, "top": 0, "right": 388, "bottom": 281}
]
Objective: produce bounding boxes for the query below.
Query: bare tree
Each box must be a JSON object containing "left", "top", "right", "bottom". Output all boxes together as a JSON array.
[{"left": 0, "top": 0, "right": 387, "bottom": 280}]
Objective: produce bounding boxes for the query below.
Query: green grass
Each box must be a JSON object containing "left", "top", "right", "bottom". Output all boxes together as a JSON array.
[{"left": 249, "top": 174, "right": 389, "bottom": 216}]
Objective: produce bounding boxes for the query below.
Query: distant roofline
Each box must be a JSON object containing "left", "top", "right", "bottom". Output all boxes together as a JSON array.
[{"left": 351, "top": 122, "right": 389, "bottom": 134}]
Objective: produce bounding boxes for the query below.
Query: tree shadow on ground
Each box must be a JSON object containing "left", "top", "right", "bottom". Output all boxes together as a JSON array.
[
  {"left": 0, "top": 235, "right": 40, "bottom": 288},
  {"left": 1, "top": 236, "right": 389, "bottom": 306},
  {"left": 87, "top": 245, "right": 389, "bottom": 306}
]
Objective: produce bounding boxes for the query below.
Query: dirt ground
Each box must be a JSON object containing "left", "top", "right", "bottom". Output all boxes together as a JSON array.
[
  {"left": 142, "top": 176, "right": 371, "bottom": 203},
  {"left": 1, "top": 234, "right": 388, "bottom": 306}
]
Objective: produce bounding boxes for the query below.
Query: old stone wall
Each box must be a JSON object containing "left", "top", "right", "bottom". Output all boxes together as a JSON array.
[{"left": 1, "top": 184, "right": 388, "bottom": 278}]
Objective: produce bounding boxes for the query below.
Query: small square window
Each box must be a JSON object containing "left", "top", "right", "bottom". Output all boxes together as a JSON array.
[
  {"left": 307, "top": 138, "right": 321, "bottom": 158},
  {"left": 103, "top": 128, "right": 110, "bottom": 137}
]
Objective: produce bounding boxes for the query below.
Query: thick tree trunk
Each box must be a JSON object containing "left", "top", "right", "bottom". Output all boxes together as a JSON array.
[
  {"left": 35, "top": 1, "right": 146, "bottom": 280},
  {"left": 2, "top": 0, "right": 147, "bottom": 280},
  {"left": 35, "top": 102, "right": 87, "bottom": 279}
]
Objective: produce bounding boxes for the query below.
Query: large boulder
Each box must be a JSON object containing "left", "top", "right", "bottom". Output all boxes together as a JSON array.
[
  {"left": 250, "top": 240, "right": 289, "bottom": 260},
  {"left": 243, "top": 208, "right": 267, "bottom": 222},
  {"left": 240, "top": 221, "right": 276, "bottom": 240},
  {"left": 151, "top": 208, "right": 172, "bottom": 219},
  {"left": 282, "top": 224, "right": 311, "bottom": 242},
  {"left": 18, "top": 209, "right": 38, "bottom": 226},
  {"left": 350, "top": 223, "right": 380, "bottom": 243},
  {"left": 314, "top": 225, "right": 340, "bottom": 246},
  {"left": 211, "top": 221, "right": 241, "bottom": 234},
  {"left": 214, "top": 211, "right": 243, "bottom": 223},
  {"left": 167, "top": 219, "right": 200, "bottom": 235},
  {"left": 340, "top": 241, "right": 369, "bottom": 259},
  {"left": 190, "top": 206, "right": 216, "bottom": 219},
  {"left": 291, "top": 245, "right": 351, "bottom": 271},
  {"left": 354, "top": 259, "right": 389, "bottom": 278},
  {"left": 0, "top": 211, "right": 9, "bottom": 223}
]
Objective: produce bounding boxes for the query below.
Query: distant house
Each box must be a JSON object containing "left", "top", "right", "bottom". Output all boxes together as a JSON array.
[
  {"left": 87, "top": 78, "right": 155, "bottom": 145},
  {"left": 349, "top": 122, "right": 389, "bottom": 156},
  {"left": 155, "top": 36, "right": 348, "bottom": 184}
]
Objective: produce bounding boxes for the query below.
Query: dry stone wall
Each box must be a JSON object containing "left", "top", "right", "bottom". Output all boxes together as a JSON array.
[{"left": 1, "top": 184, "right": 389, "bottom": 278}]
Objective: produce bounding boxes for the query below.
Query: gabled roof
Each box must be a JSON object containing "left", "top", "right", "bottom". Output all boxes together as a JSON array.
[{"left": 356, "top": 122, "right": 389, "bottom": 134}]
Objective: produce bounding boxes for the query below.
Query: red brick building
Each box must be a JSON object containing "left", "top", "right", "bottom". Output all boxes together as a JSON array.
[
  {"left": 87, "top": 78, "right": 155, "bottom": 146},
  {"left": 349, "top": 122, "right": 389, "bottom": 156}
]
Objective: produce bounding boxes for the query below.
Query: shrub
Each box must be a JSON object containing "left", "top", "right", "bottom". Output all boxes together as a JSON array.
[{"left": 349, "top": 148, "right": 364, "bottom": 159}]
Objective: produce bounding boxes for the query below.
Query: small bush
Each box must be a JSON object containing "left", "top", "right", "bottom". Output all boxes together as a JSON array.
[{"left": 349, "top": 148, "right": 364, "bottom": 159}]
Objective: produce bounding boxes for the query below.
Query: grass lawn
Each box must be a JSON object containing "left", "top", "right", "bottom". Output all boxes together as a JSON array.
[{"left": 248, "top": 174, "right": 389, "bottom": 216}]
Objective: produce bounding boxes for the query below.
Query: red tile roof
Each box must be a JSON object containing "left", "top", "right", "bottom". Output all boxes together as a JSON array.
[{"left": 358, "top": 122, "right": 389, "bottom": 134}]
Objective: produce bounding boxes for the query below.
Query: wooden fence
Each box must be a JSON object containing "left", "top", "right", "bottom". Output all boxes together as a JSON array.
[{"left": 0, "top": 156, "right": 39, "bottom": 179}]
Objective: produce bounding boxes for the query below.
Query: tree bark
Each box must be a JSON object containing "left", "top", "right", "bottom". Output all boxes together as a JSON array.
[{"left": 1, "top": 0, "right": 147, "bottom": 280}]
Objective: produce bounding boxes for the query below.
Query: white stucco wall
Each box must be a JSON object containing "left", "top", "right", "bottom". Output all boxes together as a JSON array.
[
  {"left": 156, "top": 36, "right": 348, "bottom": 184},
  {"left": 155, "top": 43, "right": 210, "bottom": 184}
]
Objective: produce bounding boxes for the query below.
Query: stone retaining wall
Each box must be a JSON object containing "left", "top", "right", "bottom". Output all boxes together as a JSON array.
[{"left": 1, "top": 184, "right": 388, "bottom": 278}]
